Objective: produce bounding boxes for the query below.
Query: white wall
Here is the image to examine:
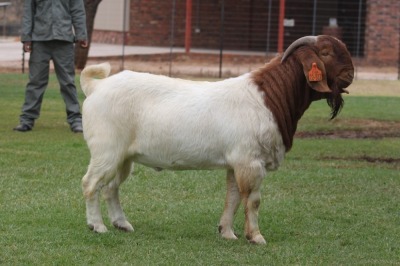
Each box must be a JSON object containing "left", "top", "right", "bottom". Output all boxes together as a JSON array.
[{"left": 94, "top": 0, "right": 130, "bottom": 31}]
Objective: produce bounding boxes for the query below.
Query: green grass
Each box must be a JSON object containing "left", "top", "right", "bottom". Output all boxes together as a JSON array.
[
  {"left": 0, "top": 74, "right": 399, "bottom": 265},
  {"left": 297, "top": 96, "right": 400, "bottom": 132}
]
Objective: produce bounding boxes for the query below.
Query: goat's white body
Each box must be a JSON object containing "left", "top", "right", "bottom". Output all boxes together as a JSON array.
[
  {"left": 83, "top": 70, "right": 285, "bottom": 172},
  {"left": 80, "top": 63, "right": 285, "bottom": 244}
]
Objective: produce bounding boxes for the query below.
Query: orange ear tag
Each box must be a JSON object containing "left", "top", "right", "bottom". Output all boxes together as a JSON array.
[{"left": 308, "top": 62, "right": 322, "bottom": 81}]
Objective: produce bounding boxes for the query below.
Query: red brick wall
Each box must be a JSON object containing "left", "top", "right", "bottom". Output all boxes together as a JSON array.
[
  {"left": 125, "top": 0, "right": 186, "bottom": 46},
  {"left": 365, "top": 0, "right": 400, "bottom": 65},
  {"left": 92, "top": 0, "right": 400, "bottom": 66},
  {"left": 93, "top": 0, "right": 279, "bottom": 50},
  {"left": 92, "top": 0, "right": 186, "bottom": 46},
  {"left": 92, "top": 30, "right": 124, "bottom": 44}
]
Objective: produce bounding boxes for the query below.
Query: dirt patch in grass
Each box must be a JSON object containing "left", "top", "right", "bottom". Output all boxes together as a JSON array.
[
  {"left": 322, "top": 155, "right": 400, "bottom": 167},
  {"left": 296, "top": 119, "right": 400, "bottom": 139},
  {"left": 357, "top": 156, "right": 400, "bottom": 164}
]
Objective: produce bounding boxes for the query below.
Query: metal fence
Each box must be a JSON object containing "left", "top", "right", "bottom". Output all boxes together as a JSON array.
[
  {"left": 2, "top": 0, "right": 399, "bottom": 79},
  {"left": 100, "top": 0, "right": 399, "bottom": 79}
]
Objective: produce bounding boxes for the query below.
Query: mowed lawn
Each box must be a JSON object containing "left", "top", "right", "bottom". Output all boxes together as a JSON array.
[{"left": 0, "top": 73, "right": 399, "bottom": 265}]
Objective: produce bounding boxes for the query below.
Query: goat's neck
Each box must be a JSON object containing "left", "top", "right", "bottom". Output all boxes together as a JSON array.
[{"left": 252, "top": 58, "right": 313, "bottom": 152}]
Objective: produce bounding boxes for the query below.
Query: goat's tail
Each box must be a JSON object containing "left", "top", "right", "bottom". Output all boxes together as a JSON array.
[{"left": 80, "top": 62, "right": 111, "bottom": 96}]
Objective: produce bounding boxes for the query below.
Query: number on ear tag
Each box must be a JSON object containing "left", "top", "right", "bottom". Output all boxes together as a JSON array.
[{"left": 308, "top": 62, "right": 322, "bottom": 81}]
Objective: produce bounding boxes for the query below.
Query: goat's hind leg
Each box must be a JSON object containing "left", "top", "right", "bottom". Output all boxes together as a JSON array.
[
  {"left": 219, "top": 169, "right": 241, "bottom": 240},
  {"left": 82, "top": 156, "right": 121, "bottom": 233},
  {"left": 103, "top": 159, "right": 134, "bottom": 232},
  {"left": 82, "top": 166, "right": 108, "bottom": 233}
]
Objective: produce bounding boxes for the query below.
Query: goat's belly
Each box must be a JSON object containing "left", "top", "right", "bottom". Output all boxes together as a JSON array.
[
  {"left": 131, "top": 127, "right": 233, "bottom": 170},
  {"left": 133, "top": 152, "right": 229, "bottom": 171}
]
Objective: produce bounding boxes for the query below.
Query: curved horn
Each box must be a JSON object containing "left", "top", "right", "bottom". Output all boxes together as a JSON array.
[{"left": 281, "top": 36, "right": 318, "bottom": 62}]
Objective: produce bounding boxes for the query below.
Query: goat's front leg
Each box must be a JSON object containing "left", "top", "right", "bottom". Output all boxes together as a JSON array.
[
  {"left": 219, "top": 169, "right": 241, "bottom": 240},
  {"left": 235, "top": 163, "right": 267, "bottom": 245},
  {"left": 243, "top": 188, "right": 265, "bottom": 244}
]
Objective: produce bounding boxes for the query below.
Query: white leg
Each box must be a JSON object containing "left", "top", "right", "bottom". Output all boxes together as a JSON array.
[
  {"left": 219, "top": 169, "right": 241, "bottom": 240},
  {"left": 103, "top": 160, "right": 134, "bottom": 232},
  {"left": 85, "top": 190, "right": 107, "bottom": 233},
  {"left": 82, "top": 157, "right": 119, "bottom": 233}
]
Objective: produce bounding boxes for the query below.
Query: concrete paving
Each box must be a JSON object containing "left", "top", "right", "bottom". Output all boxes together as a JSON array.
[
  {"left": 0, "top": 38, "right": 266, "bottom": 61},
  {"left": 0, "top": 38, "right": 180, "bottom": 62}
]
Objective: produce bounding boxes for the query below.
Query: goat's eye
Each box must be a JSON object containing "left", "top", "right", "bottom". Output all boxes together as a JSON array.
[{"left": 320, "top": 50, "right": 331, "bottom": 57}]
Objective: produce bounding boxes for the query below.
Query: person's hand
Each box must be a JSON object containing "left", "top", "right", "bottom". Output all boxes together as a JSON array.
[
  {"left": 23, "top": 41, "right": 32, "bottom": 53},
  {"left": 78, "top": 40, "right": 88, "bottom": 48}
]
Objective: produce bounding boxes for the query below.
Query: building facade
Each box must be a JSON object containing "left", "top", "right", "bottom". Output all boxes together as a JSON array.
[{"left": 92, "top": 0, "right": 400, "bottom": 66}]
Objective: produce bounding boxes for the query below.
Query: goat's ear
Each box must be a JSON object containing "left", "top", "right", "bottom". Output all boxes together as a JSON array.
[{"left": 300, "top": 55, "right": 332, "bottom": 93}]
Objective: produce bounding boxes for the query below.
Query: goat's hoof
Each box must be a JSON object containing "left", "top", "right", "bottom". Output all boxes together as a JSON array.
[
  {"left": 88, "top": 223, "right": 108, "bottom": 233},
  {"left": 221, "top": 231, "right": 238, "bottom": 240},
  {"left": 248, "top": 234, "right": 267, "bottom": 245},
  {"left": 113, "top": 220, "right": 134, "bottom": 232},
  {"left": 218, "top": 225, "right": 238, "bottom": 240}
]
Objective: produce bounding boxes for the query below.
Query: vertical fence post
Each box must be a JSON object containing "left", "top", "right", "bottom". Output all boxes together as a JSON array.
[
  {"left": 185, "top": 0, "right": 192, "bottom": 53},
  {"left": 219, "top": 0, "right": 225, "bottom": 78},
  {"left": 195, "top": 0, "right": 201, "bottom": 31},
  {"left": 121, "top": 0, "right": 128, "bottom": 70},
  {"left": 266, "top": 0, "right": 272, "bottom": 54},
  {"left": 169, "top": 0, "right": 176, "bottom": 77},
  {"left": 354, "top": 0, "right": 363, "bottom": 79},
  {"left": 312, "top": 0, "right": 317, "bottom": 35},
  {"left": 398, "top": 11, "right": 400, "bottom": 80},
  {"left": 277, "top": 0, "right": 285, "bottom": 53},
  {"left": 355, "top": 0, "right": 363, "bottom": 59}
]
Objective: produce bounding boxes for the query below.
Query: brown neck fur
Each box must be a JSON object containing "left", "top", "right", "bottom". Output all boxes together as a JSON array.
[{"left": 251, "top": 56, "right": 313, "bottom": 152}]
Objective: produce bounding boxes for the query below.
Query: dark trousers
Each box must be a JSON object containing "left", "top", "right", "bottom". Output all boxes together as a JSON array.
[{"left": 19, "top": 41, "right": 82, "bottom": 127}]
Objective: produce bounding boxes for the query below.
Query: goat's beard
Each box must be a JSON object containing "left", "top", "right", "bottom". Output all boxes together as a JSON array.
[{"left": 327, "top": 83, "right": 344, "bottom": 119}]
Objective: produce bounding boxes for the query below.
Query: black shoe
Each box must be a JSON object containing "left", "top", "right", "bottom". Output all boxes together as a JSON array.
[
  {"left": 71, "top": 124, "right": 83, "bottom": 133},
  {"left": 13, "top": 124, "right": 32, "bottom": 132}
]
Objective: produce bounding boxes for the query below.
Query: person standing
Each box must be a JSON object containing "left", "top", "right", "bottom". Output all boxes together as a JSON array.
[{"left": 14, "top": 0, "right": 88, "bottom": 133}]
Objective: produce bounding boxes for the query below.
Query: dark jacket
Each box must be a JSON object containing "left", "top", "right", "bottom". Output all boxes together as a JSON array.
[{"left": 21, "top": 0, "right": 87, "bottom": 43}]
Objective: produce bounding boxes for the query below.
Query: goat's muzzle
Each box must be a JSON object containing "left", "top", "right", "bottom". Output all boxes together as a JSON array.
[{"left": 337, "top": 69, "right": 354, "bottom": 94}]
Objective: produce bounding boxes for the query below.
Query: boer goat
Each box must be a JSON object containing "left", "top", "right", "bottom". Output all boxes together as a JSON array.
[{"left": 80, "top": 35, "right": 354, "bottom": 244}]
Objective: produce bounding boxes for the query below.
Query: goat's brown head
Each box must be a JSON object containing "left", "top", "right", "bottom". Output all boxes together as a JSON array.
[{"left": 282, "top": 35, "right": 354, "bottom": 119}]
